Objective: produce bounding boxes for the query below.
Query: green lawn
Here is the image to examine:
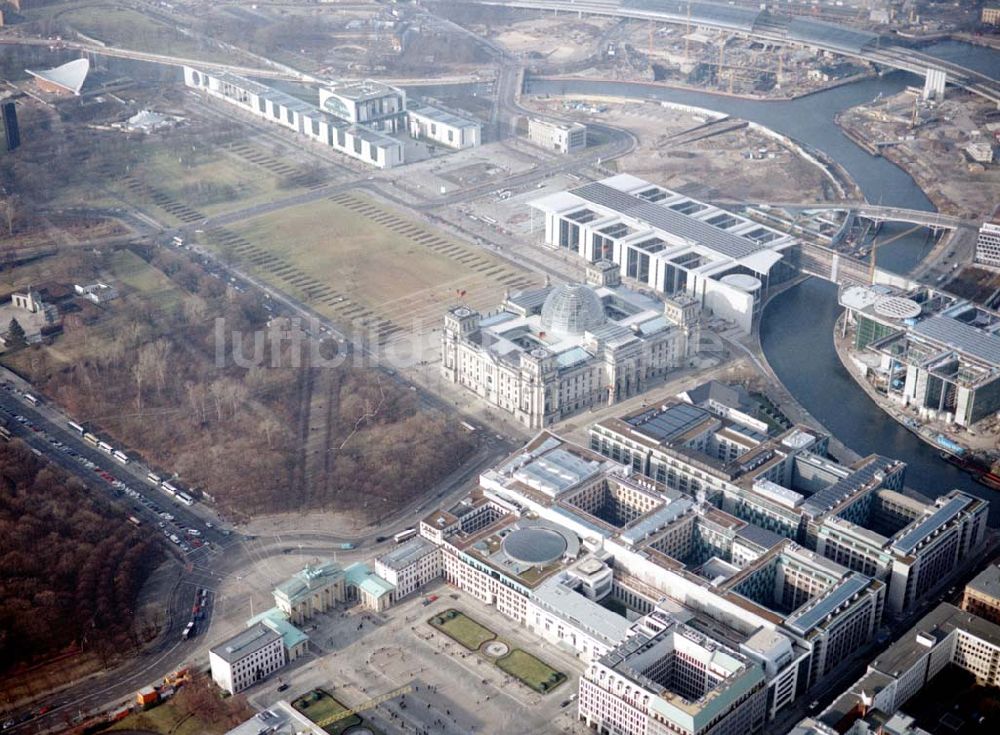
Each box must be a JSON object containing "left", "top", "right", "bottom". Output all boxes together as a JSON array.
[
  {"left": 429, "top": 609, "right": 496, "bottom": 651},
  {"left": 292, "top": 689, "right": 363, "bottom": 735},
  {"left": 497, "top": 649, "right": 567, "bottom": 694},
  {"left": 138, "top": 147, "right": 300, "bottom": 216}
]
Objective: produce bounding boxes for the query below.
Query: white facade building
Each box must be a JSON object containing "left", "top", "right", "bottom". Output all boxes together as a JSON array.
[
  {"left": 528, "top": 118, "right": 587, "bottom": 153},
  {"left": 319, "top": 80, "right": 407, "bottom": 133},
  {"left": 418, "top": 430, "right": 890, "bottom": 720},
  {"left": 407, "top": 104, "right": 481, "bottom": 149},
  {"left": 374, "top": 537, "right": 442, "bottom": 603},
  {"left": 530, "top": 175, "right": 798, "bottom": 333},
  {"left": 183, "top": 67, "right": 403, "bottom": 169},
  {"left": 209, "top": 623, "right": 286, "bottom": 694}
]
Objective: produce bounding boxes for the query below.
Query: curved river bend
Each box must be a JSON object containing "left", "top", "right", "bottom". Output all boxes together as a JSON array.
[
  {"left": 527, "top": 54, "right": 995, "bottom": 513},
  {"left": 5, "top": 43, "right": 996, "bottom": 513}
]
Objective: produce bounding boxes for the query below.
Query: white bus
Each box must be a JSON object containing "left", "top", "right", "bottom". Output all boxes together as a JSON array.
[
  {"left": 97, "top": 441, "right": 114, "bottom": 454},
  {"left": 23, "top": 393, "right": 39, "bottom": 406},
  {"left": 67, "top": 420, "right": 85, "bottom": 435},
  {"left": 176, "top": 492, "right": 194, "bottom": 506},
  {"left": 393, "top": 529, "right": 417, "bottom": 544},
  {"left": 128, "top": 515, "right": 141, "bottom": 527},
  {"left": 161, "top": 482, "right": 178, "bottom": 497},
  {"left": 113, "top": 450, "right": 129, "bottom": 464}
]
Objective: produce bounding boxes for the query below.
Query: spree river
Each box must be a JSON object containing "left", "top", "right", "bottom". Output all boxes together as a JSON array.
[{"left": 528, "top": 50, "right": 995, "bottom": 512}]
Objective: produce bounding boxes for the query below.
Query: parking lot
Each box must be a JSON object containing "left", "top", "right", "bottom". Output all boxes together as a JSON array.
[{"left": 0, "top": 378, "right": 222, "bottom": 557}]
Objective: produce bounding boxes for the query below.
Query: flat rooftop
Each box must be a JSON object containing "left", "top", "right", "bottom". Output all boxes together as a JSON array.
[
  {"left": 966, "top": 563, "right": 1000, "bottom": 601},
  {"left": 572, "top": 181, "right": 771, "bottom": 260},
  {"left": 210, "top": 622, "right": 281, "bottom": 664},
  {"left": 912, "top": 316, "right": 1000, "bottom": 367},
  {"left": 325, "top": 79, "right": 401, "bottom": 101},
  {"left": 377, "top": 536, "right": 436, "bottom": 571},
  {"left": 871, "top": 603, "right": 1000, "bottom": 679},
  {"left": 410, "top": 103, "right": 480, "bottom": 129},
  {"left": 801, "top": 455, "right": 901, "bottom": 517},
  {"left": 626, "top": 402, "right": 715, "bottom": 444}
]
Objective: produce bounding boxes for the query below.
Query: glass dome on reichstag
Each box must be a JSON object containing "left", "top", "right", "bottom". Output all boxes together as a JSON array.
[{"left": 540, "top": 283, "right": 606, "bottom": 336}]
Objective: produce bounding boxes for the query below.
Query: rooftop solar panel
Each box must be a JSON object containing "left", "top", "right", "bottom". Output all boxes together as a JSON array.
[
  {"left": 786, "top": 575, "right": 869, "bottom": 633},
  {"left": 892, "top": 496, "right": 970, "bottom": 556},
  {"left": 801, "top": 457, "right": 896, "bottom": 516},
  {"left": 912, "top": 316, "right": 1000, "bottom": 366},
  {"left": 572, "top": 182, "right": 768, "bottom": 260},
  {"left": 787, "top": 18, "right": 879, "bottom": 54},
  {"left": 627, "top": 402, "right": 712, "bottom": 444}
]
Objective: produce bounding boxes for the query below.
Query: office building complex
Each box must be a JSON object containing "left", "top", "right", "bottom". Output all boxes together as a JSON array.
[
  {"left": 530, "top": 174, "right": 798, "bottom": 333},
  {"left": 813, "top": 603, "right": 1000, "bottom": 733},
  {"left": 961, "top": 562, "right": 1000, "bottom": 624},
  {"left": 209, "top": 623, "right": 286, "bottom": 694},
  {"left": 840, "top": 284, "right": 1000, "bottom": 427},
  {"left": 441, "top": 261, "right": 700, "bottom": 429},
  {"left": 528, "top": 118, "right": 587, "bottom": 153},
  {"left": 975, "top": 222, "right": 1000, "bottom": 268},
  {"left": 579, "top": 613, "right": 768, "bottom": 735},
  {"left": 407, "top": 104, "right": 481, "bottom": 149},
  {"left": 589, "top": 397, "right": 987, "bottom": 617},
  {"left": 183, "top": 67, "right": 404, "bottom": 168},
  {"left": 417, "top": 430, "right": 889, "bottom": 722}
]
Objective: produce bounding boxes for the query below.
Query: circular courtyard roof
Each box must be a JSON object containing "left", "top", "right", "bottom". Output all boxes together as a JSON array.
[
  {"left": 874, "top": 296, "right": 921, "bottom": 320},
  {"left": 502, "top": 527, "right": 568, "bottom": 566},
  {"left": 540, "top": 283, "right": 606, "bottom": 336},
  {"left": 721, "top": 273, "right": 763, "bottom": 292}
]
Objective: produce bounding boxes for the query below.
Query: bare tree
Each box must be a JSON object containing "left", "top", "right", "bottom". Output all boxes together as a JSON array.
[
  {"left": 209, "top": 380, "right": 227, "bottom": 421},
  {"left": 0, "top": 196, "right": 16, "bottom": 237},
  {"left": 133, "top": 346, "right": 159, "bottom": 412},
  {"left": 186, "top": 381, "right": 208, "bottom": 423},
  {"left": 260, "top": 416, "right": 281, "bottom": 448}
]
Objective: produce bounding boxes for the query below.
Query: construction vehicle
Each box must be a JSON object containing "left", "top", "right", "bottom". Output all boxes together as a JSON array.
[{"left": 316, "top": 685, "right": 412, "bottom": 727}]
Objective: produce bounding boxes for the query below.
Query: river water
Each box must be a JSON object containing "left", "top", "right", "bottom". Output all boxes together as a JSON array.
[
  {"left": 525, "top": 47, "right": 996, "bottom": 512},
  {"left": 8, "top": 42, "right": 997, "bottom": 511}
]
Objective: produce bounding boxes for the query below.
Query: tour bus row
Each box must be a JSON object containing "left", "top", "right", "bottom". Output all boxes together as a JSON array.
[{"left": 65, "top": 420, "right": 195, "bottom": 506}]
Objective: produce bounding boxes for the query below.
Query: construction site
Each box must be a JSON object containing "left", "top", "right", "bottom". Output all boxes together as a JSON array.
[{"left": 837, "top": 88, "right": 1000, "bottom": 221}]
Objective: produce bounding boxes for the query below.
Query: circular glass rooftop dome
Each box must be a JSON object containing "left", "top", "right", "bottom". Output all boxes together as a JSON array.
[
  {"left": 540, "top": 283, "right": 606, "bottom": 336},
  {"left": 874, "top": 296, "right": 921, "bottom": 320},
  {"left": 502, "top": 527, "right": 568, "bottom": 566}
]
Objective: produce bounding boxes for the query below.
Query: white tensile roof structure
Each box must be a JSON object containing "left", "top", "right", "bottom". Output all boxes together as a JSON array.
[{"left": 26, "top": 58, "right": 90, "bottom": 96}]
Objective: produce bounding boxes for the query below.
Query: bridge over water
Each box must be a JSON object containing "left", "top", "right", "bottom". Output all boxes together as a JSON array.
[
  {"left": 459, "top": 0, "right": 1000, "bottom": 105},
  {"left": 722, "top": 202, "right": 977, "bottom": 230}
]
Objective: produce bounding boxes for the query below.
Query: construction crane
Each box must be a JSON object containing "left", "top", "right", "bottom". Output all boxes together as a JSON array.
[{"left": 316, "top": 685, "right": 413, "bottom": 727}]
